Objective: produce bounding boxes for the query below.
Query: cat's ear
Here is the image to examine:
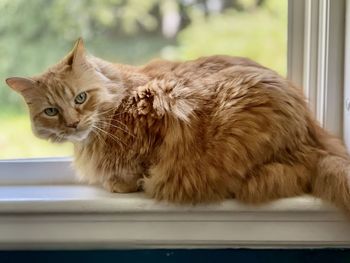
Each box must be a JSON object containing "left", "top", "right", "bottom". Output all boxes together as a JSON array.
[
  {"left": 65, "top": 37, "right": 86, "bottom": 69},
  {"left": 5, "top": 77, "right": 36, "bottom": 94}
]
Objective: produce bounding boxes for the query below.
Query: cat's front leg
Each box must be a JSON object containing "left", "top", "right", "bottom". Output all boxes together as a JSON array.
[
  {"left": 102, "top": 176, "right": 139, "bottom": 193},
  {"left": 102, "top": 167, "right": 143, "bottom": 193}
]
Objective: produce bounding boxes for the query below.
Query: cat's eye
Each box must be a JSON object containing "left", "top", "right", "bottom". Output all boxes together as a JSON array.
[
  {"left": 75, "top": 92, "right": 87, "bottom": 104},
  {"left": 44, "top": 107, "right": 58, "bottom": 116}
]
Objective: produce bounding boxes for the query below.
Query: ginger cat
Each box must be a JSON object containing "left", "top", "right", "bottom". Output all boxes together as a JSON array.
[{"left": 6, "top": 39, "right": 350, "bottom": 210}]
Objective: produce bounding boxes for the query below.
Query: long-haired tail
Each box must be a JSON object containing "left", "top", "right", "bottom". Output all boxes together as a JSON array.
[
  {"left": 312, "top": 153, "right": 350, "bottom": 211},
  {"left": 311, "top": 125, "right": 350, "bottom": 211}
]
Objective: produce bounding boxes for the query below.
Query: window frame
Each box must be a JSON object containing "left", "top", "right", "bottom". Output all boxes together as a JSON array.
[
  {"left": 0, "top": 0, "right": 347, "bottom": 183},
  {"left": 288, "top": 0, "right": 346, "bottom": 138},
  {"left": 344, "top": 0, "right": 350, "bottom": 149},
  {"left": 0, "top": 1, "right": 349, "bottom": 250},
  {"left": 0, "top": 189, "right": 347, "bottom": 249},
  {"left": 0, "top": 157, "right": 74, "bottom": 185}
]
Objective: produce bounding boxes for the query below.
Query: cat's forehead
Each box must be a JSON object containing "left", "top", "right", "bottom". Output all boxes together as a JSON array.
[
  {"left": 28, "top": 75, "right": 76, "bottom": 106},
  {"left": 36, "top": 70, "right": 78, "bottom": 91}
]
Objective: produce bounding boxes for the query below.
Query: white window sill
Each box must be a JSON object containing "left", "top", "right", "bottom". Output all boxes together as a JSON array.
[{"left": 0, "top": 185, "right": 349, "bottom": 250}]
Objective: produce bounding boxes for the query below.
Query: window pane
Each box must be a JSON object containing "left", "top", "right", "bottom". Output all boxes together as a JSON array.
[{"left": 0, "top": 0, "right": 287, "bottom": 159}]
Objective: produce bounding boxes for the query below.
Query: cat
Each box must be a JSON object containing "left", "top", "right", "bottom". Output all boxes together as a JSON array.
[{"left": 5, "top": 38, "right": 350, "bottom": 211}]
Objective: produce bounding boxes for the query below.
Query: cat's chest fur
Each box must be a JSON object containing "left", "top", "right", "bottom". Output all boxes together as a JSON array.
[{"left": 73, "top": 110, "right": 162, "bottom": 186}]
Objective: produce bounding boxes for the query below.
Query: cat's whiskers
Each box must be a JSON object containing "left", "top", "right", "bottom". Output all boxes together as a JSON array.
[
  {"left": 53, "top": 133, "right": 64, "bottom": 143},
  {"left": 92, "top": 125, "right": 126, "bottom": 148},
  {"left": 51, "top": 135, "right": 59, "bottom": 144},
  {"left": 95, "top": 107, "right": 131, "bottom": 118},
  {"left": 91, "top": 128, "right": 107, "bottom": 147},
  {"left": 95, "top": 107, "right": 119, "bottom": 117},
  {"left": 95, "top": 121, "right": 135, "bottom": 138},
  {"left": 92, "top": 125, "right": 118, "bottom": 145},
  {"left": 93, "top": 109, "right": 134, "bottom": 137}
]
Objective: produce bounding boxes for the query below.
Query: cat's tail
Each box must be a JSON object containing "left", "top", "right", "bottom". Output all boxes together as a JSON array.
[
  {"left": 311, "top": 127, "right": 350, "bottom": 211},
  {"left": 312, "top": 154, "right": 350, "bottom": 211}
]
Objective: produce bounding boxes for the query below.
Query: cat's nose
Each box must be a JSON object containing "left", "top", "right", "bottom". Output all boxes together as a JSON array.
[{"left": 66, "top": 120, "right": 80, "bottom": 129}]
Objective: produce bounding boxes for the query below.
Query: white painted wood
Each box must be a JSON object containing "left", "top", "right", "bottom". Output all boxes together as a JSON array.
[
  {"left": 316, "top": 0, "right": 345, "bottom": 136},
  {"left": 288, "top": 0, "right": 345, "bottom": 136},
  {"left": 0, "top": 185, "right": 334, "bottom": 213},
  {"left": 0, "top": 185, "right": 348, "bottom": 250},
  {"left": 0, "top": 158, "right": 75, "bottom": 185},
  {"left": 344, "top": 0, "right": 350, "bottom": 150},
  {"left": 303, "top": 0, "right": 319, "bottom": 113}
]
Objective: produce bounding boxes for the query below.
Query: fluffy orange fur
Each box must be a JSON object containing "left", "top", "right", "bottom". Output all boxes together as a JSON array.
[{"left": 6, "top": 39, "right": 350, "bottom": 211}]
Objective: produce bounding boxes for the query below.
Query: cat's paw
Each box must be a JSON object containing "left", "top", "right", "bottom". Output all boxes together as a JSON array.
[
  {"left": 103, "top": 179, "right": 139, "bottom": 193},
  {"left": 133, "top": 84, "right": 154, "bottom": 115},
  {"left": 136, "top": 175, "right": 147, "bottom": 189},
  {"left": 133, "top": 82, "right": 164, "bottom": 118}
]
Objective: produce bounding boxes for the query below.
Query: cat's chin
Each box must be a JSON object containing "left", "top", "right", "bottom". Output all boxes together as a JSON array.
[{"left": 66, "top": 129, "right": 92, "bottom": 143}]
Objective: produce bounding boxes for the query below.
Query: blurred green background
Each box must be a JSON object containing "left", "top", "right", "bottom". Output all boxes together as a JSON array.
[{"left": 0, "top": 0, "right": 287, "bottom": 159}]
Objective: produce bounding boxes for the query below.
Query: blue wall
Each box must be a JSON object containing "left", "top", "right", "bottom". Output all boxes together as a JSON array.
[{"left": 0, "top": 249, "right": 349, "bottom": 263}]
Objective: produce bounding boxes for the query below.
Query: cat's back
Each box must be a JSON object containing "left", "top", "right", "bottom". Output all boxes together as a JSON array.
[
  {"left": 140, "top": 55, "right": 301, "bottom": 125},
  {"left": 140, "top": 55, "right": 307, "bottom": 138},
  {"left": 141, "top": 55, "right": 267, "bottom": 80}
]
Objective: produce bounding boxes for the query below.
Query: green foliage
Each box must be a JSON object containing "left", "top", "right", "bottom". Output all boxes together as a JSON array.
[{"left": 164, "top": 1, "right": 287, "bottom": 75}]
